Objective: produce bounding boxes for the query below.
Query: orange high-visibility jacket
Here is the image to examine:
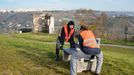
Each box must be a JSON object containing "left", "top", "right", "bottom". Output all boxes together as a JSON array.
[
  {"left": 80, "top": 30, "right": 98, "bottom": 48},
  {"left": 64, "top": 25, "right": 74, "bottom": 42}
]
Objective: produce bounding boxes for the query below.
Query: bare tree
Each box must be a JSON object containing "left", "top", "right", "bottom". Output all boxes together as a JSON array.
[{"left": 95, "top": 12, "right": 108, "bottom": 38}]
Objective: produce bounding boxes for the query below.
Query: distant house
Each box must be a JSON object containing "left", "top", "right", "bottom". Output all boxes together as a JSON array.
[{"left": 18, "top": 28, "right": 32, "bottom": 33}]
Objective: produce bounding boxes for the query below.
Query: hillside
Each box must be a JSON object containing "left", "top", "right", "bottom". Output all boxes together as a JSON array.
[
  {"left": 0, "top": 33, "right": 134, "bottom": 75},
  {"left": 0, "top": 10, "right": 134, "bottom": 40}
]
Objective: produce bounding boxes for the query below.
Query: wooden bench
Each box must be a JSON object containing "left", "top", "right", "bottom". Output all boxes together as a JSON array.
[{"left": 62, "top": 38, "right": 100, "bottom": 73}]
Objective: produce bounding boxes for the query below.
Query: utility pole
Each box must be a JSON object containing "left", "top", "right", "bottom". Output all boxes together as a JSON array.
[{"left": 124, "top": 26, "right": 128, "bottom": 42}]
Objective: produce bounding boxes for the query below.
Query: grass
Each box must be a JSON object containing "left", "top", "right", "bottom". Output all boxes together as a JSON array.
[
  {"left": 0, "top": 33, "right": 134, "bottom": 75},
  {"left": 11, "top": 32, "right": 57, "bottom": 42},
  {"left": 101, "top": 46, "right": 134, "bottom": 75}
]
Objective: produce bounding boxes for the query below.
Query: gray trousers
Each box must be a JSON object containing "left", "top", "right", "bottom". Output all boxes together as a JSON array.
[{"left": 64, "top": 48, "right": 103, "bottom": 75}]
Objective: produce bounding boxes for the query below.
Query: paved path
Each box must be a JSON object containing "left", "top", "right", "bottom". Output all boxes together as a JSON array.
[
  {"left": 44, "top": 42, "right": 134, "bottom": 49},
  {"left": 101, "top": 44, "right": 134, "bottom": 49}
]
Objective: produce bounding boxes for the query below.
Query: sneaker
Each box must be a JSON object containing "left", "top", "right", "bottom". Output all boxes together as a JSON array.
[
  {"left": 90, "top": 55, "right": 95, "bottom": 62},
  {"left": 90, "top": 59, "right": 94, "bottom": 62}
]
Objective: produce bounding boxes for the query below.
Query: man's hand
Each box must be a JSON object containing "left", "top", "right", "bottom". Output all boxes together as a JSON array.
[{"left": 60, "top": 45, "right": 63, "bottom": 50}]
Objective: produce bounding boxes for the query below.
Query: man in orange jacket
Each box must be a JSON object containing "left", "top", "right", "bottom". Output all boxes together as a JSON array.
[
  {"left": 69, "top": 24, "right": 103, "bottom": 75},
  {"left": 55, "top": 20, "right": 75, "bottom": 61}
]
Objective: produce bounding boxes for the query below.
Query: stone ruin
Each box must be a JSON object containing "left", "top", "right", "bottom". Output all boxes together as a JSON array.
[{"left": 33, "top": 13, "right": 54, "bottom": 34}]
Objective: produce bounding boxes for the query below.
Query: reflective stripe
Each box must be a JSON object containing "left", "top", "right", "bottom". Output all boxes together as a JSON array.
[
  {"left": 83, "top": 38, "right": 95, "bottom": 42},
  {"left": 64, "top": 25, "right": 68, "bottom": 37},
  {"left": 64, "top": 25, "right": 74, "bottom": 42},
  {"left": 84, "top": 42, "right": 96, "bottom": 47}
]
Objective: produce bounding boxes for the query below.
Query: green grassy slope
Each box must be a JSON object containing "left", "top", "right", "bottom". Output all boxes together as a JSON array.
[{"left": 0, "top": 33, "right": 133, "bottom": 75}]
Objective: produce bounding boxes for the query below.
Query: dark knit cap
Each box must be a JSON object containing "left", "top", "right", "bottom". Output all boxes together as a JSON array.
[{"left": 67, "top": 20, "right": 75, "bottom": 26}]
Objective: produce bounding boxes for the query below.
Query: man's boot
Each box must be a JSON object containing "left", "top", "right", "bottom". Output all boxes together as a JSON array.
[{"left": 55, "top": 54, "right": 59, "bottom": 61}]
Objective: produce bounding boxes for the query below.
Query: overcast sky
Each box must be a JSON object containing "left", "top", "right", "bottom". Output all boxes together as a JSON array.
[{"left": 0, "top": 0, "right": 134, "bottom": 11}]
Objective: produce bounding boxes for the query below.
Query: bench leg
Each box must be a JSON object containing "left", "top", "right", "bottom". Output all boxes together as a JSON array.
[{"left": 62, "top": 50, "right": 71, "bottom": 61}]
